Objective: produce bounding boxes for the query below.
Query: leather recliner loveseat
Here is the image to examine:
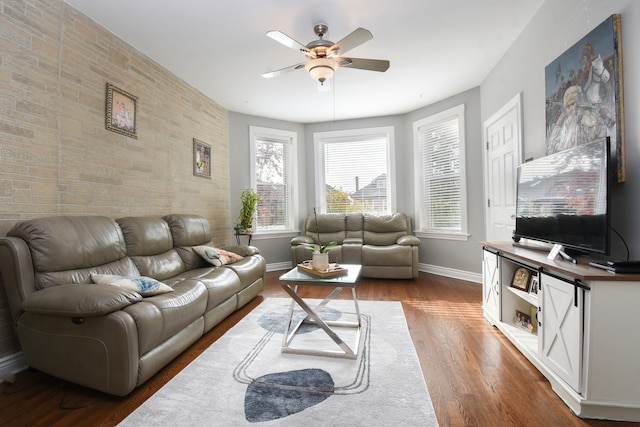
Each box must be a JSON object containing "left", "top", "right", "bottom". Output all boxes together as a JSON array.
[
  {"left": 0, "top": 214, "right": 265, "bottom": 396},
  {"left": 291, "top": 212, "right": 420, "bottom": 279}
]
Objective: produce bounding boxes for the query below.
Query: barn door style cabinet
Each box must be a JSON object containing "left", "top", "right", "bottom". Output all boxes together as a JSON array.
[{"left": 481, "top": 241, "right": 640, "bottom": 422}]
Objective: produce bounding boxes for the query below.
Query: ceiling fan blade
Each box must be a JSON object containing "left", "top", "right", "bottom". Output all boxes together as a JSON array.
[
  {"left": 338, "top": 57, "right": 390, "bottom": 72},
  {"left": 266, "top": 30, "right": 315, "bottom": 57},
  {"left": 261, "top": 63, "right": 306, "bottom": 79},
  {"left": 329, "top": 28, "right": 373, "bottom": 56}
]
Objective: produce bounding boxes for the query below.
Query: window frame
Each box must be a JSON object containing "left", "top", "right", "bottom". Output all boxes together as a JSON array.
[
  {"left": 313, "top": 126, "right": 396, "bottom": 214},
  {"left": 249, "top": 125, "right": 299, "bottom": 237},
  {"left": 413, "top": 104, "right": 469, "bottom": 241}
]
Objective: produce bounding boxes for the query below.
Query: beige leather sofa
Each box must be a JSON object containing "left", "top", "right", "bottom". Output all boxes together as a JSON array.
[
  {"left": 291, "top": 212, "right": 420, "bottom": 279},
  {"left": 0, "top": 214, "right": 265, "bottom": 396}
]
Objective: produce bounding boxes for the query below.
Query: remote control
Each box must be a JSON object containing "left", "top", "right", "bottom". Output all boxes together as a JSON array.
[
  {"left": 606, "top": 260, "right": 640, "bottom": 268},
  {"left": 590, "top": 261, "right": 640, "bottom": 274}
]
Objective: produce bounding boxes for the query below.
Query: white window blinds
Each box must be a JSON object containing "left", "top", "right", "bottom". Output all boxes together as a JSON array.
[
  {"left": 314, "top": 127, "right": 394, "bottom": 214},
  {"left": 250, "top": 126, "right": 297, "bottom": 232},
  {"left": 414, "top": 105, "right": 468, "bottom": 238}
]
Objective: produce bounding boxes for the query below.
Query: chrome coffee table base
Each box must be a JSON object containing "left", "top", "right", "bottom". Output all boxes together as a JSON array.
[{"left": 279, "top": 264, "right": 362, "bottom": 359}]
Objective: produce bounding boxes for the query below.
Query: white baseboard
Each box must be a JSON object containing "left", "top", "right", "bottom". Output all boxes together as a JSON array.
[
  {"left": 265, "top": 261, "right": 482, "bottom": 284},
  {"left": 419, "top": 263, "right": 482, "bottom": 284},
  {"left": 0, "top": 352, "right": 27, "bottom": 382},
  {"left": 266, "top": 261, "right": 293, "bottom": 272}
]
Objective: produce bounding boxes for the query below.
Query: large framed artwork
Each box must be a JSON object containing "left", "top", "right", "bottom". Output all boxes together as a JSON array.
[
  {"left": 545, "top": 14, "right": 625, "bottom": 182},
  {"left": 105, "top": 83, "right": 138, "bottom": 139}
]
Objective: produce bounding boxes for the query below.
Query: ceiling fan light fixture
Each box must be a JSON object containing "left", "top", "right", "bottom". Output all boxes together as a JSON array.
[{"left": 305, "top": 58, "right": 336, "bottom": 84}]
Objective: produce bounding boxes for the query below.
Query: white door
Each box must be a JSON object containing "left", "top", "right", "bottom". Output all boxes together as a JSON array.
[{"left": 483, "top": 94, "right": 523, "bottom": 241}]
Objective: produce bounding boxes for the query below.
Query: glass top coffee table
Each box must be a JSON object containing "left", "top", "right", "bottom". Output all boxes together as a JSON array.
[{"left": 279, "top": 264, "right": 362, "bottom": 359}]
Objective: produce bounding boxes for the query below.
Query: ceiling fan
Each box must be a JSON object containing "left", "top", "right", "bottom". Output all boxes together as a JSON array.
[{"left": 261, "top": 24, "right": 390, "bottom": 86}]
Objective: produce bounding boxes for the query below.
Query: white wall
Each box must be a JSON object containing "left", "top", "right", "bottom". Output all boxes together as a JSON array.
[
  {"left": 481, "top": 0, "right": 640, "bottom": 259},
  {"left": 229, "top": 88, "right": 484, "bottom": 276},
  {"left": 404, "top": 88, "right": 483, "bottom": 274},
  {"left": 227, "top": 112, "right": 305, "bottom": 266}
]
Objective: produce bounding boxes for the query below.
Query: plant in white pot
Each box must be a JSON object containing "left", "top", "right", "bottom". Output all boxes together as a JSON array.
[
  {"left": 304, "top": 241, "right": 337, "bottom": 271},
  {"left": 304, "top": 209, "right": 337, "bottom": 271}
]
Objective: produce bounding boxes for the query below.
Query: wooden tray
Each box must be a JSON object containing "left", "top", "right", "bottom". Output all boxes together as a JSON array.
[{"left": 297, "top": 263, "right": 348, "bottom": 277}]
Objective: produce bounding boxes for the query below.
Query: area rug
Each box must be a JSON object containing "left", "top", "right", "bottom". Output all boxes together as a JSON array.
[{"left": 119, "top": 298, "right": 438, "bottom": 426}]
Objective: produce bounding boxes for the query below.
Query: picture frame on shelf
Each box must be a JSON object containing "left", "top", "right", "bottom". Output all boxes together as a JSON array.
[
  {"left": 529, "top": 275, "right": 539, "bottom": 296},
  {"left": 105, "top": 83, "right": 137, "bottom": 139},
  {"left": 510, "top": 267, "right": 531, "bottom": 292},
  {"left": 514, "top": 309, "right": 536, "bottom": 333},
  {"left": 193, "top": 138, "right": 211, "bottom": 179}
]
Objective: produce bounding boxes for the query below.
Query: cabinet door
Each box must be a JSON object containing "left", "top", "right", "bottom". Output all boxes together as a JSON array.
[
  {"left": 482, "top": 249, "right": 500, "bottom": 324},
  {"left": 540, "top": 273, "right": 583, "bottom": 392}
]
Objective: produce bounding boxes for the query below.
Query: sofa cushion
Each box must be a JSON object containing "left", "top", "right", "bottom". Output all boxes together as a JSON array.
[
  {"left": 117, "top": 216, "right": 186, "bottom": 280},
  {"left": 117, "top": 216, "right": 174, "bottom": 256},
  {"left": 345, "top": 213, "right": 364, "bottom": 239},
  {"left": 36, "top": 257, "right": 141, "bottom": 290},
  {"left": 193, "top": 246, "right": 243, "bottom": 266},
  {"left": 7, "top": 216, "right": 130, "bottom": 290},
  {"left": 163, "top": 214, "right": 214, "bottom": 270},
  {"left": 222, "top": 255, "right": 266, "bottom": 286},
  {"left": 171, "top": 267, "right": 243, "bottom": 311},
  {"left": 91, "top": 274, "right": 174, "bottom": 297},
  {"left": 363, "top": 213, "right": 410, "bottom": 246},
  {"left": 121, "top": 279, "right": 208, "bottom": 355},
  {"left": 362, "top": 244, "right": 414, "bottom": 266},
  {"left": 130, "top": 251, "right": 186, "bottom": 281},
  {"left": 305, "top": 213, "right": 347, "bottom": 245},
  {"left": 163, "top": 214, "right": 211, "bottom": 246}
]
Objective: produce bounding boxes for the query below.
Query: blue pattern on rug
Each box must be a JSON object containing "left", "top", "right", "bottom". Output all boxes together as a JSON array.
[
  {"left": 242, "top": 306, "right": 344, "bottom": 422},
  {"left": 245, "top": 368, "right": 334, "bottom": 422},
  {"left": 238, "top": 305, "right": 370, "bottom": 422}
]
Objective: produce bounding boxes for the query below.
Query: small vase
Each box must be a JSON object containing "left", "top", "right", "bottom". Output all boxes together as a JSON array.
[{"left": 312, "top": 252, "right": 329, "bottom": 271}]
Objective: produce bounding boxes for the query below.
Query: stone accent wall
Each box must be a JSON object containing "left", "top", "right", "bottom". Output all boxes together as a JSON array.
[{"left": 0, "top": 2, "right": 231, "bottom": 360}]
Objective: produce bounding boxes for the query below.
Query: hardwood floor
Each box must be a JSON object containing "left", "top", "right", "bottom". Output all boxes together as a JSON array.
[{"left": 1, "top": 271, "right": 637, "bottom": 427}]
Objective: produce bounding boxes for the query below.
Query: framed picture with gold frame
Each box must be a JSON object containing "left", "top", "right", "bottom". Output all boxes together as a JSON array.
[
  {"left": 544, "top": 14, "right": 625, "bottom": 182},
  {"left": 105, "top": 83, "right": 138, "bottom": 139},
  {"left": 510, "top": 267, "right": 531, "bottom": 292}
]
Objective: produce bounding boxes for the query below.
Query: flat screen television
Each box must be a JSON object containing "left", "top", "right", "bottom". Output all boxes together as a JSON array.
[{"left": 513, "top": 137, "right": 611, "bottom": 257}]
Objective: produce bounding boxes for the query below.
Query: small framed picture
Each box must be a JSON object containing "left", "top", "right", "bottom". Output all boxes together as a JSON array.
[
  {"left": 514, "top": 309, "right": 535, "bottom": 333},
  {"left": 529, "top": 275, "right": 539, "bottom": 296},
  {"left": 511, "top": 267, "right": 531, "bottom": 291},
  {"left": 105, "top": 83, "right": 137, "bottom": 138},
  {"left": 193, "top": 138, "right": 211, "bottom": 179}
]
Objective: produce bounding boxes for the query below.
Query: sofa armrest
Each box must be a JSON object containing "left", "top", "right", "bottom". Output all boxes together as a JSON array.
[
  {"left": 291, "top": 235, "right": 315, "bottom": 246},
  {"left": 0, "top": 237, "right": 37, "bottom": 320},
  {"left": 220, "top": 245, "right": 259, "bottom": 256},
  {"left": 397, "top": 235, "right": 421, "bottom": 246},
  {"left": 21, "top": 284, "right": 142, "bottom": 317}
]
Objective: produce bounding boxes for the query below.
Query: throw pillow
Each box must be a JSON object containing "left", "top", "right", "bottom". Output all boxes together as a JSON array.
[
  {"left": 90, "top": 274, "right": 174, "bottom": 297},
  {"left": 193, "top": 246, "right": 243, "bottom": 267}
]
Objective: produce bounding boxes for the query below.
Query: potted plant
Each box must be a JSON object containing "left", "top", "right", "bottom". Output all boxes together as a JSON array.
[
  {"left": 304, "top": 241, "right": 337, "bottom": 271},
  {"left": 304, "top": 209, "right": 337, "bottom": 271},
  {"left": 235, "top": 188, "right": 259, "bottom": 234}
]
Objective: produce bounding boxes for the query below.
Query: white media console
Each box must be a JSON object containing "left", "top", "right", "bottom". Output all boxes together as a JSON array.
[{"left": 482, "top": 241, "right": 640, "bottom": 422}]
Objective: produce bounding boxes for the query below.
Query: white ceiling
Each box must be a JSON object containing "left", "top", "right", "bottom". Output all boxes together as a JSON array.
[{"left": 63, "top": 0, "right": 544, "bottom": 124}]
